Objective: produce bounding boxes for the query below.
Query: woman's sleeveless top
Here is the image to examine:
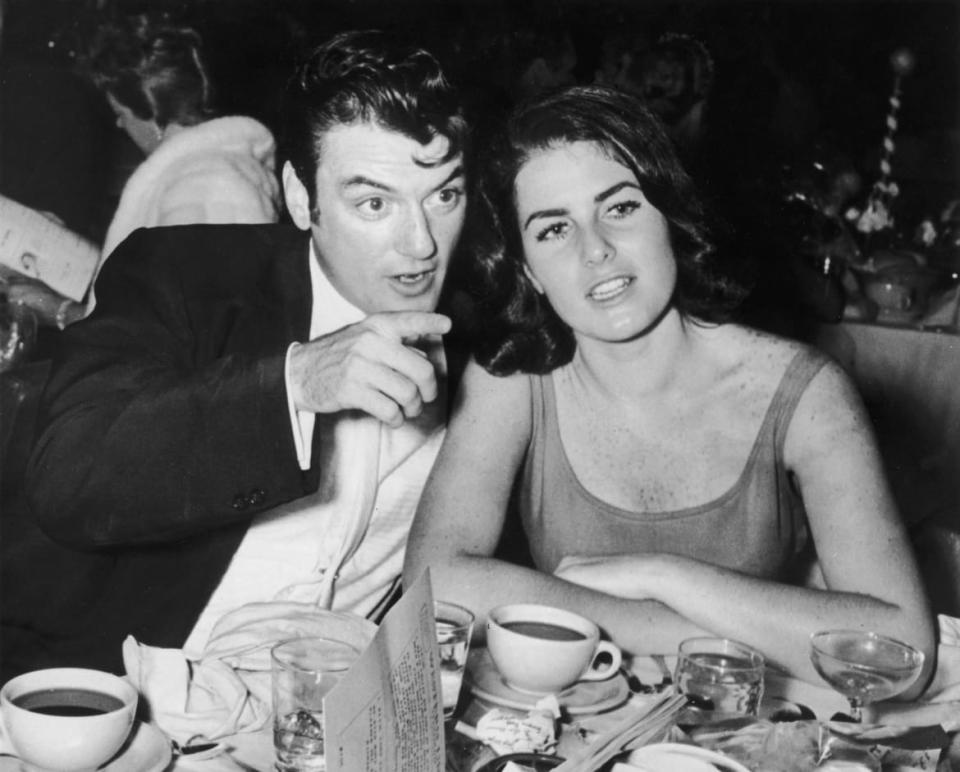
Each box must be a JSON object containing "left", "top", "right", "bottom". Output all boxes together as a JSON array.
[{"left": 517, "top": 349, "right": 828, "bottom": 579}]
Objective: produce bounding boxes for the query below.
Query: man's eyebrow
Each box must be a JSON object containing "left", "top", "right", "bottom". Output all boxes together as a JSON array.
[
  {"left": 429, "top": 165, "right": 464, "bottom": 194},
  {"left": 341, "top": 175, "right": 393, "bottom": 193},
  {"left": 523, "top": 180, "right": 642, "bottom": 230},
  {"left": 339, "top": 165, "right": 464, "bottom": 195}
]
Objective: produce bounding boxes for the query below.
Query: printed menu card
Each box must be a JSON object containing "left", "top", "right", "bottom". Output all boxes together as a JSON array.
[
  {"left": 323, "top": 570, "right": 445, "bottom": 771},
  {"left": 0, "top": 195, "right": 99, "bottom": 302}
]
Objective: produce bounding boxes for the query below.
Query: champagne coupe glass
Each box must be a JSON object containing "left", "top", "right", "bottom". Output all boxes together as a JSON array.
[{"left": 809, "top": 630, "right": 924, "bottom": 722}]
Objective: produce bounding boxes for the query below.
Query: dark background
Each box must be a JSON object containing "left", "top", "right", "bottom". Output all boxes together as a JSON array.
[
  {"left": 2, "top": 0, "right": 958, "bottom": 328},
  {"left": 6, "top": 0, "right": 957, "bottom": 144}
]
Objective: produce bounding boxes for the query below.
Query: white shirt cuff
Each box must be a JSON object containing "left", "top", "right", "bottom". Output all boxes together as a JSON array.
[{"left": 285, "top": 342, "right": 315, "bottom": 470}]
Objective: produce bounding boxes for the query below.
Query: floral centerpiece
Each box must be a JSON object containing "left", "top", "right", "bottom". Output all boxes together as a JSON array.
[{"left": 784, "top": 47, "right": 959, "bottom": 327}]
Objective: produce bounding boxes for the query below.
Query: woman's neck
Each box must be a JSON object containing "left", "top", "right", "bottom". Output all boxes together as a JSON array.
[
  {"left": 151, "top": 122, "right": 188, "bottom": 153},
  {"left": 568, "top": 309, "right": 704, "bottom": 403}
]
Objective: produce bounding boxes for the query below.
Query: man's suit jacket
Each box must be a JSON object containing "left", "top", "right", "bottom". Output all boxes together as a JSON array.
[{"left": 3, "top": 224, "right": 355, "bottom": 678}]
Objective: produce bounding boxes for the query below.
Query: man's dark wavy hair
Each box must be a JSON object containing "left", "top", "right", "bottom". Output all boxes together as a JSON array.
[
  {"left": 279, "top": 30, "right": 468, "bottom": 207},
  {"left": 471, "top": 84, "right": 747, "bottom": 376}
]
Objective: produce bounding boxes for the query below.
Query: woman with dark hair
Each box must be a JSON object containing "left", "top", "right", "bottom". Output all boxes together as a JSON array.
[
  {"left": 8, "top": 13, "right": 283, "bottom": 328},
  {"left": 84, "top": 14, "right": 279, "bottom": 257},
  {"left": 404, "top": 85, "right": 934, "bottom": 687},
  {"left": 84, "top": 12, "right": 280, "bottom": 277}
]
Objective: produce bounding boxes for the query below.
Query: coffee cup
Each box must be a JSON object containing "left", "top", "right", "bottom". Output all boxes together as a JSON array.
[
  {"left": 0, "top": 668, "right": 138, "bottom": 771},
  {"left": 486, "top": 603, "right": 622, "bottom": 694}
]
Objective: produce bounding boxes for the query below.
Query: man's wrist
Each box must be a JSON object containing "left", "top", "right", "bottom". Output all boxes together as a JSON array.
[
  {"left": 285, "top": 341, "right": 313, "bottom": 469},
  {"left": 286, "top": 341, "right": 304, "bottom": 410}
]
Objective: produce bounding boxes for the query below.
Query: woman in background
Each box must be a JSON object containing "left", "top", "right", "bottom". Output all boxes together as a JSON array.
[
  {"left": 403, "top": 85, "right": 934, "bottom": 690},
  {"left": 14, "top": 12, "right": 281, "bottom": 326},
  {"left": 86, "top": 12, "right": 280, "bottom": 262},
  {"left": 7, "top": 13, "right": 280, "bottom": 327}
]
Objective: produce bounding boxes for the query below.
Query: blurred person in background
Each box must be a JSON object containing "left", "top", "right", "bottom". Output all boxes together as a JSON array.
[
  {"left": 621, "top": 33, "right": 714, "bottom": 165},
  {"left": 3, "top": 11, "right": 281, "bottom": 328},
  {"left": 82, "top": 11, "right": 281, "bottom": 301}
]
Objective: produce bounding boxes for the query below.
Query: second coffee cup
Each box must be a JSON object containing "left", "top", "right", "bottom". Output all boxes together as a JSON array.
[{"left": 486, "top": 603, "right": 622, "bottom": 694}]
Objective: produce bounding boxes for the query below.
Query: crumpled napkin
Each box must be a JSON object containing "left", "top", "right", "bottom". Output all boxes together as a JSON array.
[
  {"left": 474, "top": 696, "right": 561, "bottom": 756},
  {"left": 122, "top": 601, "right": 376, "bottom": 744}
]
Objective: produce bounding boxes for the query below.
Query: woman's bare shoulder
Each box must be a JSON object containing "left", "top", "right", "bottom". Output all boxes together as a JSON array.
[
  {"left": 450, "top": 358, "right": 535, "bottom": 432},
  {"left": 458, "top": 357, "right": 532, "bottom": 399},
  {"left": 699, "top": 324, "right": 824, "bottom": 388},
  {"left": 725, "top": 324, "right": 811, "bottom": 359},
  {"left": 727, "top": 326, "right": 854, "bottom": 402}
]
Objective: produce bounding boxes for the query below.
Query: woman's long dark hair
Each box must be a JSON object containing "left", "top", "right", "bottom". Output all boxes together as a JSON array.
[
  {"left": 80, "top": 13, "right": 214, "bottom": 128},
  {"left": 470, "top": 84, "right": 747, "bottom": 376}
]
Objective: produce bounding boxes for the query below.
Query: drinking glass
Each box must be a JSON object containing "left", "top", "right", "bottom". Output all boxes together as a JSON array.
[
  {"left": 675, "top": 637, "right": 765, "bottom": 717},
  {"left": 435, "top": 600, "right": 475, "bottom": 720},
  {"left": 271, "top": 636, "right": 362, "bottom": 772},
  {"left": 0, "top": 295, "right": 37, "bottom": 372},
  {"left": 809, "top": 630, "right": 924, "bottom": 722}
]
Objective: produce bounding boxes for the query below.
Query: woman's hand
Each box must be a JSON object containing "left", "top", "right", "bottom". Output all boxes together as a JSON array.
[{"left": 555, "top": 553, "right": 658, "bottom": 600}]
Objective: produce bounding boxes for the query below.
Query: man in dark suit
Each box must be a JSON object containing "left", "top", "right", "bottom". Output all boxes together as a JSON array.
[{"left": 3, "top": 30, "right": 469, "bottom": 679}]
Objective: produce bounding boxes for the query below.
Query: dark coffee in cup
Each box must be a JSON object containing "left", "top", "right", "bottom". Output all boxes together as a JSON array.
[
  {"left": 14, "top": 688, "right": 126, "bottom": 717},
  {"left": 501, "top": 621, "right": 587, "bottom": 642},
  {"left": 486, "top": 603, "right": 622, "bottom": 694}
]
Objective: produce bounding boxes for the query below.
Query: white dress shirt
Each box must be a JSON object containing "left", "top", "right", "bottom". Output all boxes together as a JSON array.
[{"left": 183, "top": 244, "right": 446, "bottom": 657}]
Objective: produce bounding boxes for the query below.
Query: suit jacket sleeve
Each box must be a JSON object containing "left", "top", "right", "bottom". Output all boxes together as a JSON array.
[{"left": 26, "top": 227, "right": 316, "bottom": 549}]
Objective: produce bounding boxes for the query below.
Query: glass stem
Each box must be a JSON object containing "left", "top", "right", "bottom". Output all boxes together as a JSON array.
[{"left": 848, "top": 697, "right": 863, "bottom": 722}]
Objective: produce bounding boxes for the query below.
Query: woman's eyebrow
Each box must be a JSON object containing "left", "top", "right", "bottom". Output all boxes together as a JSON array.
[
  {"left": 595, "top": 180, "right": 642, "bottom": 203},
  {"left": 523, "top": 208, "right": 567, "bottom": 231},
  {"left": 523, "top": 180, "right": 641, "bottom": 230}
]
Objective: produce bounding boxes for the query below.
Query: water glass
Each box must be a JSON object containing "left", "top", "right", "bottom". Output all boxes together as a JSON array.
[
  {"left": 675, "top": 637, "right": 765, "bottom": 717},
  {"left": 435, "top": 600, "right": 475, "bottom": 720},
  {"left": 271, "top": 636, "right": 362, "bottom": 772},
  {"left": 0, "top": 296, "right": 37, "bottom": 372}
]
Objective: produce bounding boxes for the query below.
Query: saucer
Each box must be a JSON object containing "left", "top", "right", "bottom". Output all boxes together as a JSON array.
[
  {"left": 474, "top": 752, "right": 566, "bottom": 771},
  {"left": 615, "top": 742, "right": 752, "bottom": 772},
  {"left": 0, "top": 721, "right": 171, "bottom": 772},
  {"left": 467, "top": 648, "right": 630, "bottom": 715}
]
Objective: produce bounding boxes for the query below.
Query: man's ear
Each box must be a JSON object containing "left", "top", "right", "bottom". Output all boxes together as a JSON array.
[
  {"left": 523, "top": 263, "right": 545, "bottom": 294},
  {"left": 282, "top": 161, "right": 313, "bottom": 231}
]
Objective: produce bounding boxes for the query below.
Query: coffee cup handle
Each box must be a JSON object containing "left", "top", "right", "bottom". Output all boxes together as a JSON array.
[{"left": 579, "top": 641, "right": 622, "bottom": 682}]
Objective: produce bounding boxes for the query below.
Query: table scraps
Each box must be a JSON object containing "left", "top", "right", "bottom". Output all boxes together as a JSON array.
[
  {"left": 690, "top": 718, "right": 949, "bottom": 771},
  {"left": 456, "top": 695, "right": 561, "bottom": 756}
]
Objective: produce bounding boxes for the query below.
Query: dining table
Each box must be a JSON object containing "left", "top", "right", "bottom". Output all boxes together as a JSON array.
[
  {"left": 147, "top": 636, "right": 960, "bottom": 772},
  {"left": 5, "top": 324, "right": 960, "bottom": 772}
]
